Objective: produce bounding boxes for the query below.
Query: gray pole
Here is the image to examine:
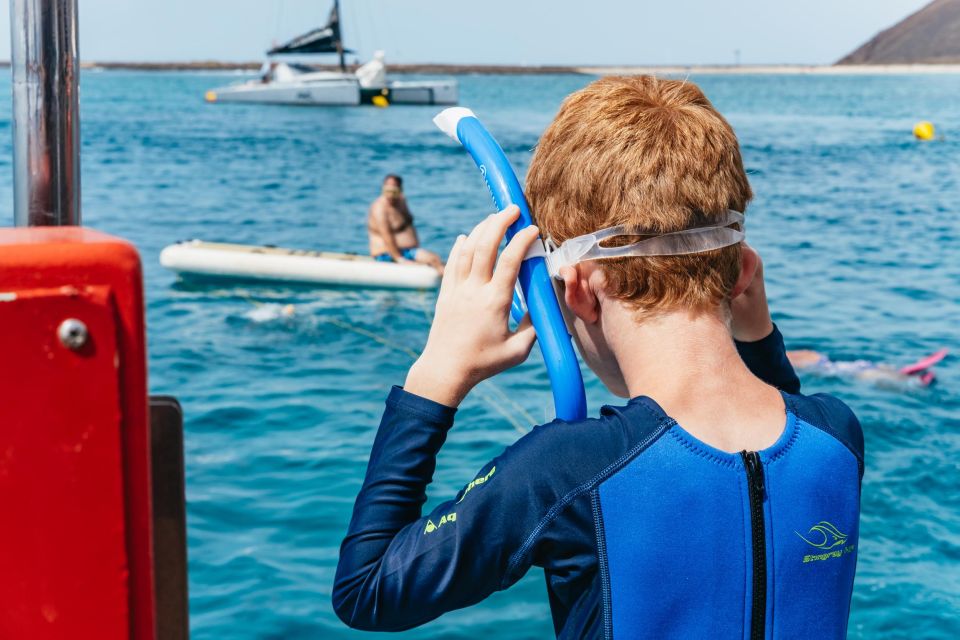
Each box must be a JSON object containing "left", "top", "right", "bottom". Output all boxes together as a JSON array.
[{"left": 10, "top": 0, "right": 81, "bottom": 227}]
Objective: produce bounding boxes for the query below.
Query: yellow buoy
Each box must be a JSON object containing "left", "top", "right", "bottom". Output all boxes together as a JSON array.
[
  {"left": 371, "top": 95, "right": 389, "bottom": 108},
  {"left": 204, "top": 90, "right": 218, "bottom": 103},
  {"left": 913, "top": 121, "right": 935, "bottom": 141}
]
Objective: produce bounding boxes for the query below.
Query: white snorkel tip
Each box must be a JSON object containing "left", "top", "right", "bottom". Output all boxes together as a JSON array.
[{"left": 433, "top": 107, "right": 476, "bottom": 143}]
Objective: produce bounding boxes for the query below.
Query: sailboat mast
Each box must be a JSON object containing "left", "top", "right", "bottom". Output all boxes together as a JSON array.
[{"left": 334, "top": 0, "right": 345, "bottom": 71}]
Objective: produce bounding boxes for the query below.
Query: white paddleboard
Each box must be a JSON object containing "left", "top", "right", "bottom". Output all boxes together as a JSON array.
[{"left": 160, "top": 240, "right": 441, "bottom": 290}]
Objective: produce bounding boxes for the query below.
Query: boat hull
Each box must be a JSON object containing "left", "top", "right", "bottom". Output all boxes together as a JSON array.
[
  {"left": 160, "top": 240, "right": 441, "bottom": 290},
  {"left": 207, "top": 76, "right": 458, "bottom": 106},
  {"left": 208, "top": 77, "right": 361, "bottom": 105},
  {"left": 365, "top": 81, "right": 459, "bottom": 105}
]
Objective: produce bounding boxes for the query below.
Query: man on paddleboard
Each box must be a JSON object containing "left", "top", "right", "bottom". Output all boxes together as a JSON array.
[{"left": 368, "top": 175, "right": 444, "bottom": 274}]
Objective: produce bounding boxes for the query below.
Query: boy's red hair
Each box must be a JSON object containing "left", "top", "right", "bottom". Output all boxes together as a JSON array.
[{"left": 526, "top": 75, "right": 752, "bottom": 312}]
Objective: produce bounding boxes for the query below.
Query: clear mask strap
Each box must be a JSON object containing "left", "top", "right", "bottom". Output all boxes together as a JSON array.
[{"left": 541, "top": 210, "right": 744, "bottom": 278}]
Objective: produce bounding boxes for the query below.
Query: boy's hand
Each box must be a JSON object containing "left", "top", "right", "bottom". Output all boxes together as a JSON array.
[
  {"left": 730, "top": 244, "right": 775, "bottom": 343},
  {"left": 404, "top": 206, "right": 539, "bottom": 407}
]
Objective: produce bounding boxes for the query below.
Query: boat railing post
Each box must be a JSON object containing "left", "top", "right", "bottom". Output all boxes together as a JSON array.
[{"left": 10, "top": 0, "right": 81, "bottom": 227}]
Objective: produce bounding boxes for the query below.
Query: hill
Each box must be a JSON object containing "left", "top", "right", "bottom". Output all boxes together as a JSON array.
[{"left": 839, "top": 0, "right": 960, "bottom": 64}]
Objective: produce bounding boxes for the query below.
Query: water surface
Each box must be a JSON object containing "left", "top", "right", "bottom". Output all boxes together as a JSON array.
[{"left": 2, "top": 70, "right": 957, "bottom": 638}]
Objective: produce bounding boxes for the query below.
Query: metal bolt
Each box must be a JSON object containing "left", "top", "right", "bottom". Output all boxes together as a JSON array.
[{"left": 57, "top": 318, "right": 88, "bottom": 350}]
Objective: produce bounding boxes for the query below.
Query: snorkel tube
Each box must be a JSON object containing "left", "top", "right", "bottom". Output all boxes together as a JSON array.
[{"left": 434, "top": 108, "right": 587, "bottom": 422}]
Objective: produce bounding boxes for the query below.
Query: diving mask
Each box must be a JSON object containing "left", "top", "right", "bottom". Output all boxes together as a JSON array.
[{"left": 527, "top": 209, "right": 745, "bottom": 279}]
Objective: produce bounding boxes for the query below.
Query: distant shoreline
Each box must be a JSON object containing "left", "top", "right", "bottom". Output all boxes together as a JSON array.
[{"left": 1, "top": 61, "right": 960, "bottom": 75}]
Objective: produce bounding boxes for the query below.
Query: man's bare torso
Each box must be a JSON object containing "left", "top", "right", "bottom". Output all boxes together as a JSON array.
[{"left": 368, "top": 195, "right": 419, "bottom": 256}]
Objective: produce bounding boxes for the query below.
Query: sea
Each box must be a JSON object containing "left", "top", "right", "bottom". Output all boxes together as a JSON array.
[{"left": 0, "top": 70, "right": 957, "bottom": 638}]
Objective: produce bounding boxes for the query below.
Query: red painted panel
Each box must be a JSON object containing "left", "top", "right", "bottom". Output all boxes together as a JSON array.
[
  {"left": 0, "top": 286, "right": 128, "bottom": 636},
  {"left": 0, "top": 228, "right": 155, "bottom": 640}
]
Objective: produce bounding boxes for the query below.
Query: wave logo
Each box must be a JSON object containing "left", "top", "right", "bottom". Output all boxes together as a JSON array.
[{"left": 796, "top": 521, "right": 849, "bottom": 550}]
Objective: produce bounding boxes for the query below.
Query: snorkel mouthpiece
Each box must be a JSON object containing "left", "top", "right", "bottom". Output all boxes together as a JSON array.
[
  {"left": 432, "top": 107, "right": 475, "bottom": 141},
  {"left": 435, "top": 107, "right": 587, "bottom": 422}
]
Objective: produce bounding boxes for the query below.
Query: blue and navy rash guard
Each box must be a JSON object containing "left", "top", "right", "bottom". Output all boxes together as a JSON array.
[{"left": 333, "top": 326, "right": 864, "bottom": 639}]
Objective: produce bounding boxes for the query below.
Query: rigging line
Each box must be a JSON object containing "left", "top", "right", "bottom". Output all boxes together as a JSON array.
[
  {"left": 478, "top": 380, "right": 537, "bottom": 427},
  {"left": 365, "top": 0, "right": 383, "bottom": 58},
  {"left": 326, "top": 316, "right": 421, "bottom": 360},
  {"left": 346, "top": 0, "right": 362, "bottom": 61},
  {"left": 273, "top": 0, "right": 286, "bottom": 44},
  {"left": 418, "top": 293, "right": 435, "bottom": 325},
  {"left": 385, "top": 2, "right": 400, "bottom": 60},
  {"left": 326, "top": 316, "right": 529, "bottom": 435},
  {"left": 237, "top": 297, "right": 531, "bottom": 435},
  {"left": 470, "top": 386, "right": 528, "bottom": 436}
]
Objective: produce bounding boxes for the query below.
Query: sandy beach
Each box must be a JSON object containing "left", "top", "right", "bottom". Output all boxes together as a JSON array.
[
  {"left": 4, "top": 60, "right": 954, "bottom": 75},
  {"left": 577, "top": 63, "right": 960, "bottom": 75}
]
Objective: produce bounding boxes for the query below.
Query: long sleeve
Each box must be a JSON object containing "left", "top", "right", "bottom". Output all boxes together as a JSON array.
[
  {"left": 332, "top": 386, "right": 555, "bottom": 631},
  {"left": 735, "top": 324, "right": 801, "bottom": 393}
]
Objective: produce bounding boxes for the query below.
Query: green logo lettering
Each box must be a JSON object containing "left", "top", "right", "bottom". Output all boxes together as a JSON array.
[
  {"left": 796, "top": 521, "right": 849, "bottom": 550},
  {"left": 457, "top": 466, "right": 496, "bottom": 504},
  {"left": 423, "top": 512, "right": 457, "bottom": 535},
  {"left": 796, "top": 521, "right": 855, "bottom": 563}
]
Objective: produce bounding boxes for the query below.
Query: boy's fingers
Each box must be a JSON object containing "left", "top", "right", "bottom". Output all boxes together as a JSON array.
[
  {"left": 508, "top": 313, "right": 537, "bottom": 360},
  {"left": 513, "top": 312, "right": 534, "bottom": 334},
  {"left": 444, "top": 234, "right": 464, "bottom": 268},
  {"left": 471, "top": 206, "right": 520, "bottom": 280},
  {"left": 439, "top": 235, "right": 466, "bottom": 298},
  {"left": 456, "top": 217, "right": 488, "bottom": 280},
  {"left": 493, "top": 225, "right": 540, "bottom": 291}
]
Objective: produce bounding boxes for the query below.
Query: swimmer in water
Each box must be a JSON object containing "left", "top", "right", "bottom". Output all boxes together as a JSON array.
[
  {"left": 244, "top": 303, "right": 297, "bottom": 323},
  {"left": 367, "top": 174, "right": 445, "bottom": 274},
  {"left": 787, "top": 348, "right": 946, "bottom": 387}
]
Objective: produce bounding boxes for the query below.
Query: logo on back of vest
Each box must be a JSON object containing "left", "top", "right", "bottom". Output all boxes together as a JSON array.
[{"left": 796, "top": 521, "right": 855, "bottom": 563}]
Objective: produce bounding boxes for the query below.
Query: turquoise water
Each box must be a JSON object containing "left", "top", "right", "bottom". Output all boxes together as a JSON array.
[{"left": 2, "top": 71, "right": 958, "bottom": 638}]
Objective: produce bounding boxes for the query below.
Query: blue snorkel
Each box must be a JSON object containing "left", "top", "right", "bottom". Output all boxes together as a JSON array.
[{"left": 434, "top": 108, "right": 587, "bottom": 422}]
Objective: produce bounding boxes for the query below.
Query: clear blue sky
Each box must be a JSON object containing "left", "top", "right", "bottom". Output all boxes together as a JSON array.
[{"left": 0, "top": 0, "right": 931, "bottom": 65}]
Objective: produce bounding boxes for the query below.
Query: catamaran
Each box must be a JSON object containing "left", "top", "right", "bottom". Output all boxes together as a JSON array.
[{"left": 204, "top": 0, "right": 458, "bottom": 107}]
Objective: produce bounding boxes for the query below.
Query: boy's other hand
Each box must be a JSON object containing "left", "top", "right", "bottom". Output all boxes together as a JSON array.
[
  {"left": 730, "top": 244, "right": 775, "bottom": 343},
  {"left": 404, "top": 206, "right": 540, "bottom": 407}
]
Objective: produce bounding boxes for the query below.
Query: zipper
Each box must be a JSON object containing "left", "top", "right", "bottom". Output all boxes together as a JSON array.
[{"left": 741, "top": 450, "right": 767, "bottom": 640}]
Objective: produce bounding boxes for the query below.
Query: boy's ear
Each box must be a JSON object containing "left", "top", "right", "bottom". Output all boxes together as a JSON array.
[
  {"left": 560, "top": 265, "right": 600, "bottom": 324},
  {"left": 730, "top": 245, "right": 759, "bottom": 299}
]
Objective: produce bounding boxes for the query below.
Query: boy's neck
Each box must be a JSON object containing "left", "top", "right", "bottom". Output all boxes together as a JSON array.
[
  {"left": 603, "top": 306, "right": 784, "bottom": 452},
  {"left": 608, "top": 309, "right": 748, "bottom": 400}
]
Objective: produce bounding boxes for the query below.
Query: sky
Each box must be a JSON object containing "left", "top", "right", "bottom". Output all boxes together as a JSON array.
[{"left": 0, "top": 0, "right": 933, "bottom": 66}]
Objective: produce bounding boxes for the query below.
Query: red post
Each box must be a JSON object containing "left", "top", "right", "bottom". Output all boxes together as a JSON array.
[{"left": 0, "top": 227, "right": 156, "bottom": 639}]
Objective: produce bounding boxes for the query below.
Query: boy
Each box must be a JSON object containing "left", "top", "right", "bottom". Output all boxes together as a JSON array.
[{"left": 334, "top": 77, "right": 863, "bottom": 639}]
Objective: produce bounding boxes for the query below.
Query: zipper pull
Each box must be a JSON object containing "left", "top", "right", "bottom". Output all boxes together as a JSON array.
[{"left": 742, "top": 451, "right": 766, "bottom": 500}]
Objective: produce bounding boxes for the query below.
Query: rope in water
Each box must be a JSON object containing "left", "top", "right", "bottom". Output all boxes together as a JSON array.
[
  {"left": 325, "top": 316, "right": 534, "bottom": 435},
  {"left": 240, "top": 295, "right": 538, "bottom": 434}
]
